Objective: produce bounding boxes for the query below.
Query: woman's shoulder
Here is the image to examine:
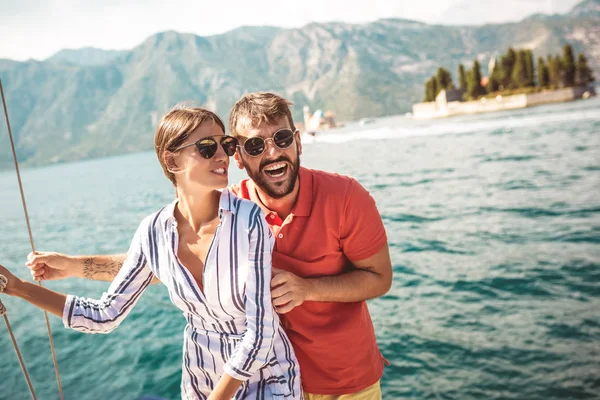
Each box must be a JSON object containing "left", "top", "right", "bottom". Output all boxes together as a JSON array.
[
  {"left": 223, "top": 189, "right": 263, "bottom": 224},
  {"left": 136, "top": 203, "right": 175, "bottom": 235},
  {"left": 224, "top": 189, "right": 260, "bottom": 213}
]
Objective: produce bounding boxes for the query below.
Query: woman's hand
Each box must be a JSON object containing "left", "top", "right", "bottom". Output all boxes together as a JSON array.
[
  {"left": 0, "top": 263, "right": 23, "bottom": 296},
  {"left": 26, "top": 251, "right": 75, "bottom": 281}
]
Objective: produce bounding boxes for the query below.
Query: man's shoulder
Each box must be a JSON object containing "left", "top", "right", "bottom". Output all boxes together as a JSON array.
[
  {"left": 308, "top": 168, "right": 359, "bottom": 196},
  {"left": 230, "top": 179, "right": 251, "bottom": 199}
]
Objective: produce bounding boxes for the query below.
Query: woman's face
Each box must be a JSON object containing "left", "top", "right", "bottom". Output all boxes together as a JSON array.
[{"left": 169, "top": 120, "right": 233, "bottom": 191}]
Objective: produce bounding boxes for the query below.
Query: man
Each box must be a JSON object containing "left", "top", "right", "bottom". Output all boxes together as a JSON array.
[{"left": 27, "top": 92, "right": 393, "bottom": 399}]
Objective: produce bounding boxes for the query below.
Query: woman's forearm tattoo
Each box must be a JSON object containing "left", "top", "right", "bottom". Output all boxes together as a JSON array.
[{"left": 82, "top": 257, "right": 124, "bottom": 280}]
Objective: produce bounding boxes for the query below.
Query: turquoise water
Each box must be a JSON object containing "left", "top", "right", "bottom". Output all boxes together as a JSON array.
[{"left": 1, "top": 98, "right": 599, "bottom": 399}]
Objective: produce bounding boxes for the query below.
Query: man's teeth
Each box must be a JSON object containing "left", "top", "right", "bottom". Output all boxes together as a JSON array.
[
  {"left": 264, "top": 162, "right": 286, "bottom": 171},
  {"left": 213, "top": 168, "right": 226, "bottom": 174},
  {"left": 264, "top": 162, "right": 287, "bottom": 178}
]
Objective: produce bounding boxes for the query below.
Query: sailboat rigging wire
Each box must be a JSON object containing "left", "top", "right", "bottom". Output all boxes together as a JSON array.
[
  {"left": 0, "top": 79, "right": 65, "bottom": 400},
  {"left": 0, "top": 279, "right": 37, "bottom": 400}
]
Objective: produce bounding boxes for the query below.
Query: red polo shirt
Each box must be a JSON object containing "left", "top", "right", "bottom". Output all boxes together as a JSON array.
[{"left": 231, "top": 167, "right": 388, "bottom": 394}]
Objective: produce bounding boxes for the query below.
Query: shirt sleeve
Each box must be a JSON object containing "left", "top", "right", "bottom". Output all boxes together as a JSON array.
[
  {"left": 340, "top": 178, "right": 388, "bottom": 262},
  {"left": 223, "top": 206, "right": 277, "bottom": 381},
  {"left": 62, "top": 220, "right": 154, "bottom": 334}
]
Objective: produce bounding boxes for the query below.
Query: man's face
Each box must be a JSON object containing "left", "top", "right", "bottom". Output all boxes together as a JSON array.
[{"left": 234, "top": 116, "right": 302, "bottom": 199}]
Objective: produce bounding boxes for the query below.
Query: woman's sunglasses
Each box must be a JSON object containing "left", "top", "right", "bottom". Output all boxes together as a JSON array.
[
  {"left": 240, "top": 129, "right": 297, "bottom": 157},
  {"left": 176, "top": 135, "right": 238, "bottom": 159}
]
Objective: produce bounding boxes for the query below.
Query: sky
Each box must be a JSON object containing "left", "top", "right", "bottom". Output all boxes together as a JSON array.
[{"left": 0, "top": 0, "right": 582, "bottom": 61}]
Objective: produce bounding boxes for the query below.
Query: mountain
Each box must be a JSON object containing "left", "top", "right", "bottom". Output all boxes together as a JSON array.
[
  {"left": 0, "top": 2, "right": 598, "bottom": 169},
  {"left": 569, "top": 0, "right": 600, "bottom": 16},
  {"left": 46, "top": 47, "right": 126, "bottom": 66}
]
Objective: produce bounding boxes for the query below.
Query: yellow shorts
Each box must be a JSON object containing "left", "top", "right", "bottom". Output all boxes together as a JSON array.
[{"left": 303, "top": 380, "right": 382, "bottom": 400}]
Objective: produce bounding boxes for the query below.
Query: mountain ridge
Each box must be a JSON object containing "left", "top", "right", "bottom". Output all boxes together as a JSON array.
[{"left": 0, "top": 2, "right": 598, "bottom": 169}]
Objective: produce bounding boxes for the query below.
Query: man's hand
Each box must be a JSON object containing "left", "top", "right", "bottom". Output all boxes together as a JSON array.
[
  {"left": 26, "top": 252, "right": 78, "bottom": 281},
  {"left": 270, "top": 268, "right": 313, "bottom": 314}
]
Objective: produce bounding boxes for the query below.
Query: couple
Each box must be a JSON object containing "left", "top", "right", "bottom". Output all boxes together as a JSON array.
[{"left": 0, "top": 92, "right": 392, "bottom": 399}]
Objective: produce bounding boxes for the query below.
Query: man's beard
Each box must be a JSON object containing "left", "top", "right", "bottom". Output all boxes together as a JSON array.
[{"left": 246, "top": 154, "right": 300, "bottom": 200}]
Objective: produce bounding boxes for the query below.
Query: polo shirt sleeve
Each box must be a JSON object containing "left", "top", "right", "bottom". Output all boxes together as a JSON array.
[{"left": 340, "top": 178, "right": 388, "bottom": 262}]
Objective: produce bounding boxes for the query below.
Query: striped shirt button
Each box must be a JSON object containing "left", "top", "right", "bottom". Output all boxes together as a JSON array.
[{"left": 278, "top": 233, "right": 283, "bottom": 238}]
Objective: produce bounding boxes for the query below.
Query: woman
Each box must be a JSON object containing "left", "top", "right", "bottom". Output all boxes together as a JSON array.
[{"left": 0, "top": 106, "right": 302, "bottom": 400}]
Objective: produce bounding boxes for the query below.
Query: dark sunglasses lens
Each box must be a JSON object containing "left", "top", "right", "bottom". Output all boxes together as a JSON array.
[
  {"left": 196, "top": 139, "right": 218, "bottom": 159},
  {"left": 244, "top": 137, "right": 266, "bottom": 156},
  {"left": 274, "top": 130, "right": 295, "bottom": 148},
  {"left": 221, "top": 137, "right": 238, "bottom": 156}
]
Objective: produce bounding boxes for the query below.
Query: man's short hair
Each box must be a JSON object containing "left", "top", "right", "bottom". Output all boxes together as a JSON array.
[{"left": 229, "top": 92, "right": 296, "bottom": 137}]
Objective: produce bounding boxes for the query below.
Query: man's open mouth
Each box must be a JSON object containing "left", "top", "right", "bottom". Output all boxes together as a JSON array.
[{"left": 263, "top": 162, "right": 288, "bottom": 178}]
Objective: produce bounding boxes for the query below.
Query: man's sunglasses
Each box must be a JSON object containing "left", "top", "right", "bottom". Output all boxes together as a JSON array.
[
  {"left": 176, "top": 135, "right": 238, "bottom": 159},
  {"left": 239, "top": 129, "right": 297, "bottom": 157}
]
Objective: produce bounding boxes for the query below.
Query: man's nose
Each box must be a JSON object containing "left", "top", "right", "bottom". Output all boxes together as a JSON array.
[{"left": 263, "top": 138, "right": 280, "bottom": 156}]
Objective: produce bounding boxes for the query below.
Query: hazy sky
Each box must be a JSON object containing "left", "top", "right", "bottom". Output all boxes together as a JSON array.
[{"left": 0, "top": 0, "right": 581, "bottom": 61}]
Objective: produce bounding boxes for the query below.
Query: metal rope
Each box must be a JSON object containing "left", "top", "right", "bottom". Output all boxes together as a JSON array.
[
  {"left": 1, "top": 275, "right": 37, "bottom": 399},
  {"left": 0, "top": 79, "right": 65, "bottom": 400}
]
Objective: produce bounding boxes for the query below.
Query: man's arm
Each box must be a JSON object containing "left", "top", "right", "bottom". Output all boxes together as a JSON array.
[
  {"left": 271, "top": 177, "right": 392, "bottom": 314},
  {"left": 270, "top": 245, "right": 392, "bottom": 313},
  {"left": 26, "top": 252, "right": 135, "bottom": 282}
]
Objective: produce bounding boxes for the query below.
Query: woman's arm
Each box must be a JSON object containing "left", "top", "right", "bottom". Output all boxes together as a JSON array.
[
  {"left": 62, "top": 223, "right": 153, "bottom": 334},
  {"left": 212, "top": 207, "right": 277, "bottom": 399},
  {"left": 63, "top": 250, "right": 152, "bottom": 334},
  {"left": 26, "top": 252, "right": 128, "bottom": 282},
  {"left": 26, "top": 252, "right": 161, "bottom": 284},
  {"left": 0, "top": 264, "right": 66, "bottom": 317},
  {"left": 1, "top": 221, "right": 153, "bottom": 334}
]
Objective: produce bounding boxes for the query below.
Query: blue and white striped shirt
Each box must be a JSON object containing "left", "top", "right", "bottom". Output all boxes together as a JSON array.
[{"left": 62, "top": 189, "right": 302, "bottom": 399}]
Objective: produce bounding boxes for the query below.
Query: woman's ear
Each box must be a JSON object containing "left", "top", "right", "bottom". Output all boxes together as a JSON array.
[{"left": 164, "top": 152, "right": 180, "bottom": 174}]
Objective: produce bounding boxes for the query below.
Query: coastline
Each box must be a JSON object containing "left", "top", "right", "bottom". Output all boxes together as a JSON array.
[{"left": 412, "top": 85, "right": 597, "bottom": 119}]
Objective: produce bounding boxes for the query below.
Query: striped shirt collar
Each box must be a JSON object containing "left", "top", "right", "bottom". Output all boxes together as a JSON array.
[{"left": 165, "top": 189, "right": 237, "bottom": 226}]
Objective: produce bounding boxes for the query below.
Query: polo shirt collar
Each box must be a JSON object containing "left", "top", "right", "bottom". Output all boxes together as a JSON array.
[{"left": 293, "top": 167, "right": 312, "bottom": 217}]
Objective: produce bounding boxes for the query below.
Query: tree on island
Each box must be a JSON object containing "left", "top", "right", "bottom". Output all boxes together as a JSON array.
[
  {"left": 525, "top": 50, "right": 535, "bottom": 87},
  {"left": 499, "top": 48, "right": 517, "bottom": 89},
  {"left": 421, "top": 41, "right": 594, "bottom": 102},
  {"left": 511, "top": 50, "right": 529, "bottom": 88},
  {"left": 436, "top": 67, "right": 454, "bottom": 92},
  {"left": 538, "top": 57, "right": 549, "bottom": 87},
  {"left": 458, "top": 64, "right": 467, "bottom": 90},
  {"left": 467, "top": 60, "right": 486, "bottom": 99},
  {"left": 487, "top": 60, "right": 501, "bottom": 93},
  {"left": 547, "top": 55, "right": 560, "bottom": 87},
  {"left": 576, "top": 53, "right": 595, "bottom": 85},
  {"left": 562, "top": 44, "right": 576, "bottom": 87}
]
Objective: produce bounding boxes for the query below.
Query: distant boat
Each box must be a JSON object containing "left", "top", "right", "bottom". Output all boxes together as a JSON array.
[
  {"left": 303, "top": 106, "right": 339, "bottom": 135},
  {"left": 359, "top": 117, "right": 376, "bottom": 126}
]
